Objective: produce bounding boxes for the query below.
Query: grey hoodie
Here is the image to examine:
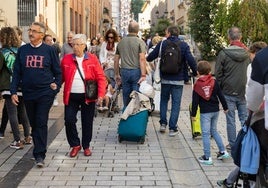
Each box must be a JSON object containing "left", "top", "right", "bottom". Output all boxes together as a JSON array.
[{"left": 215, "top": 46, "right": 250, "bottom": 98}]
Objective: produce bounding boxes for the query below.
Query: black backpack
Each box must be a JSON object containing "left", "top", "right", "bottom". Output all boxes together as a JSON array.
[{"left": 160, "top": 40, "right": 181, "bottom": 74}]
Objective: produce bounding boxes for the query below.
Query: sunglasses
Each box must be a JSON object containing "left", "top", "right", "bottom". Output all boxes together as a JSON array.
[{"left": 108, "top": 36, "right": 114, "bottom": 39}]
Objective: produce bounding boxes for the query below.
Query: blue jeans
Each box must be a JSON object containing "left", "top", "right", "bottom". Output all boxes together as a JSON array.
[
  {"left": 200, "top": 112, "right": 225, "bottom": 158},
  {"left": 224, "top": 95, "right": 248, "bottom": 147},
  {"left": 160, "top": 84, "right": 183, "bottom": 130},
  {"left": 24, "top": 96, "right": 54, "bottom": 160},
  {"left": 64, "top": 93, "right": 95, "bottom": 149},
  {"left": 120, "top": 68, "right": 141, "bottom": 107}
]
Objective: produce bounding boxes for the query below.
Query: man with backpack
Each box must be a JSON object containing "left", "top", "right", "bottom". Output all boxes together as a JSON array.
[{"left": 146, "top": 26, "right": 197, "bottom": 136}]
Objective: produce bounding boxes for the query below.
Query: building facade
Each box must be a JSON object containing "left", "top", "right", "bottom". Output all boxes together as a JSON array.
[{"left": 0, "top": 0, "right": 113, "bottom": 44}]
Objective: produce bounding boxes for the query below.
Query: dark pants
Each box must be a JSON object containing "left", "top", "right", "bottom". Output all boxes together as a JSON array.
[
  {"left": 4, "top": 96, "right": 30, "bottom": 141},
  {"left": 24, "top": 96, "right": 54, "bottom": 160},
  {"left": 0, "top": 104, "right": 8, "bottom": 134},
  {"left": 64, "top": 93, "right": 95, "bottom": 149}
]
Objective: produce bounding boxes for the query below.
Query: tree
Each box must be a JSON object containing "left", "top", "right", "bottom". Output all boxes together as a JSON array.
[
  {"left": 131, "top": 0, "right": 144, "bottom": 21},
  {"left": 214, "top": 0, "right": 268, "bottom": 45},
  {"left": 238, "top": 0, "right": 268, "bottom": 44},
  {"left": 152, "top": 19, "right": 171, "bottom": 36},
  {"left": 188, "top": 0, "right": 221, "bottom": 60}
]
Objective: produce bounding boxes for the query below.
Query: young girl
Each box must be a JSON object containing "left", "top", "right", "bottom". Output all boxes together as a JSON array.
[
  {"left": 98, "top": 76, "right": 115, "bottom": 111},
  {"left": 191, "top": 60, "right": 229, "bottom": 165}
]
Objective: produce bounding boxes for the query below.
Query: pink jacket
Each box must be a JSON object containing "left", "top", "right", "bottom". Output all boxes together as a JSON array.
[{"left": 61, "top": 53, "right": 107, "bottom": 105}]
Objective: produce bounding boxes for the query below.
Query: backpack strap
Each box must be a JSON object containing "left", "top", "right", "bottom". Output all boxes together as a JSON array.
[{"left": 159, "top": 41, "right": 163, "bottom": 58}]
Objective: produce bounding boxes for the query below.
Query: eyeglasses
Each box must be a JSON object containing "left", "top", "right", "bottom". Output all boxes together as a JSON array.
[
  {"left": 108, "top": 36, "right": 114, "bottom": 39},
  {"left": 73, "top": 43, "right": 84, "bottom": 46},
  {"left": 27, "top": 29, "right": 43, "bottom": 34}
]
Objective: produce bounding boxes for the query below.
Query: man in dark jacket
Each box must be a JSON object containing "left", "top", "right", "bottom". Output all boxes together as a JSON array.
[
  {"left": 147, "top": 26, "right": 197, "bottom": 137},
  {"left": 215, "top": 26, "right": 250, "bottom": 150}
]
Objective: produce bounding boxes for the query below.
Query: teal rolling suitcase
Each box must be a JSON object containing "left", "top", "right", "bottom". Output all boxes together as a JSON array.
[{"left": 118, "top": 110, "right": 148, "bottom": 144}]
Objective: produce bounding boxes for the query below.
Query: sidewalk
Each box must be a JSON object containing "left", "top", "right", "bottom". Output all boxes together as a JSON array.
[{"left": 0, "top": 85, "right": 236, "bottom": 187}]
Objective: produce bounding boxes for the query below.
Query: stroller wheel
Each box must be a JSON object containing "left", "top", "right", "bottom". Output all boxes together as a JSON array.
[{"left": 108, "top": 112, "right": 114, "bottom": 118}]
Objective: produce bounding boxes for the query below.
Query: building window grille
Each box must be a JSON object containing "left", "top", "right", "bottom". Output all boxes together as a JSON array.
[{"left": 18, "top": 0, "right": 37, "bottom": 27}]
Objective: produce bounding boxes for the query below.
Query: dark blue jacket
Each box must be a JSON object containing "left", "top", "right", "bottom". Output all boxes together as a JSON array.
[{"left": 146, "top": 35, "right": 197, "bottom": 81}]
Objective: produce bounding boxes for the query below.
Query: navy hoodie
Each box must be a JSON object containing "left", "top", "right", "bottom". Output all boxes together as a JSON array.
[{"left": 10, "top": 43, "right": 62, "bottom": 100}]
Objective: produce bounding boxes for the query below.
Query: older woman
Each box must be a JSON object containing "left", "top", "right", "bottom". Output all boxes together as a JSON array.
[{"left": 61, "top": 34, "right": 106, "bottom": 157}]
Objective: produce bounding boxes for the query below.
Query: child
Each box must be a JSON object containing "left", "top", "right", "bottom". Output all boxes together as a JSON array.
[
  {"left": 98, "top": 76, "right": 114, "bottom": 111},
  {"left": 191, "top": 60, "right": 229, "bottom": 165}
]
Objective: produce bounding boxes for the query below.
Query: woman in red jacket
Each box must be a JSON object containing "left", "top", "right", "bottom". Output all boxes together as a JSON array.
[{"left": 61, "top": 34, "right": 106, "bottom": 157}]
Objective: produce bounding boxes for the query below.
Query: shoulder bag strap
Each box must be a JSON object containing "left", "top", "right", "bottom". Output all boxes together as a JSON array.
[{"left": 74, "top": 62, "right": 85, "bottom": 83}]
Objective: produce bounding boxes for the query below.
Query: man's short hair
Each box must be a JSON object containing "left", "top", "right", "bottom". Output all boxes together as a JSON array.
[
  {"left": 31, "top": 22, "right": 46, "bottom": 33},
  {"left": 167, "top": 26, "right": 179, "bottom": 36},
  {"left": 228, "top": 27, "right": 242, "bottom": 40},
  {"left": 128, "top": 20, "right": 139, "bottom": 34}
]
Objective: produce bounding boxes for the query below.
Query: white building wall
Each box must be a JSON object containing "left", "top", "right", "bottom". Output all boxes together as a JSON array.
[
  {"left": 0, "top": 0, "right": 17, "bottom": 27},
  {"left": 111, "top": 0, "right": 120, "bottom": 33}
]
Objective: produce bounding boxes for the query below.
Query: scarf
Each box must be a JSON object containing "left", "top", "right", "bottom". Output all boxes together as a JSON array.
[
  {"left": 230, "top": 40, "right": 248, "bottom": 50},
  {"left": 106, "top": 42, "right": 114, "bottom": 51},
  {"left": 194, "top": 74, "right": 215, "bottom": 101}
]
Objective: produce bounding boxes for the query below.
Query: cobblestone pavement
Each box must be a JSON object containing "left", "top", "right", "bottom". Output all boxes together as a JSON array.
[{"left": 0, "top": 84, "right": 237, "bottom": 188}]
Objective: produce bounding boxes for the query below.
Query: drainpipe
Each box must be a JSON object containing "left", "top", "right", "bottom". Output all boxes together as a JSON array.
[{"left": 63, "top": 0, "right": 67, "bottom": 41}]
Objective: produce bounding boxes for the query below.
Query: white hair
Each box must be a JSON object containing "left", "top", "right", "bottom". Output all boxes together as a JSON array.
[{"left": 73, "top": 34, "right": 87, "bottom": 44}]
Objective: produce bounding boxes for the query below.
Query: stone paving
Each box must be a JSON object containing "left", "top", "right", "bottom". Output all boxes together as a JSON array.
[{"left": 0, "top": 84, "right": 238, "bottom": 188}]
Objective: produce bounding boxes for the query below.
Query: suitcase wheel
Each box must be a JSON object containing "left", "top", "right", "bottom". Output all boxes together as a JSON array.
[
  {"left": 139, "top": 137, "right": 145, "bottom": 144},
  {"left": 192, "top": 132, "right": 201, "bottom": 139},
  {"left": 118, "top": 135, "right": 122, "bottom": 143}
]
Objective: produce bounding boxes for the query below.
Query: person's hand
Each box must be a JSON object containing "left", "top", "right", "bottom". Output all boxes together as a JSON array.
[
  {"left": 224, "top": 109, "right": 228, "bottom": 114},
  {"left": 138, "top": 76, "right": 146, "bottom": 84},
  {"left": 50, "top": 82, "right": 57, "bottom": 90},
  {"left": 11, "top": 94, "right": 19, "bottom": 106},
  {"left": 115, "top": 75, "right": 121, "bottom": 86},
  {"left": 191, "top": 116, "right": 196, "bottom": 121}
]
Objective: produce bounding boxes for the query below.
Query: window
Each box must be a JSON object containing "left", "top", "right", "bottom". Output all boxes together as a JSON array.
[{"left": 18, "top": 0, "right": 37, "bottom": 27}]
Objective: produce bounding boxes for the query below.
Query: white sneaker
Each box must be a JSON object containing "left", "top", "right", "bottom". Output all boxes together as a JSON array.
[
  {"left": 198, "top": 155, "right": 213, "bottom": 165},
  {"left": 159, "top": 124, "right": 166, "bottom": 133},
  {"left": 103, "top": 106, "right": 108, "bottom": 110},
  {"left": 169, "top": 129, "right": 179, "bottom": 137},
  {"left": 217, "top": 151, "right": 230, "bottom": 160},
  {"left": 97, "top": 106, "right": 103, "bottom": 111}
]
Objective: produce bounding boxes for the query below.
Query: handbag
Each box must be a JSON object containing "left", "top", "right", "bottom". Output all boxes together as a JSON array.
[
  {"left": 75, "top": 62, "right": 98, "bottom": 100},
  {"left": 153, "top": 41, "right": 163, "bottom": 84}
]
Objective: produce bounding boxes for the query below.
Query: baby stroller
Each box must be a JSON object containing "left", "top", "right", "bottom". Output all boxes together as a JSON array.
[
  {"left": 107, "top": 83, "right": 121, "bottom": 118},
  {"left": 233, "top": 115, "right": 268, "bottom": 188}
]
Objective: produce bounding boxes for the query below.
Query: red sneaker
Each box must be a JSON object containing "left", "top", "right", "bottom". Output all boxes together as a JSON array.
[
  {"left": 84, "top": 148, "right": 92, "bottom": 156},
  {"left": 70, "top": 145, "right": 81, "bottom": 157}
]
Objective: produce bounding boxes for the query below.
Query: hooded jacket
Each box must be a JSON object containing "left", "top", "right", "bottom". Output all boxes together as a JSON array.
[
  {"left": 191, "top": 76, "right": 228, "bottom": 117},
  {"left": 215, "top": 46, "right": 250, "bottom": 97}
]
